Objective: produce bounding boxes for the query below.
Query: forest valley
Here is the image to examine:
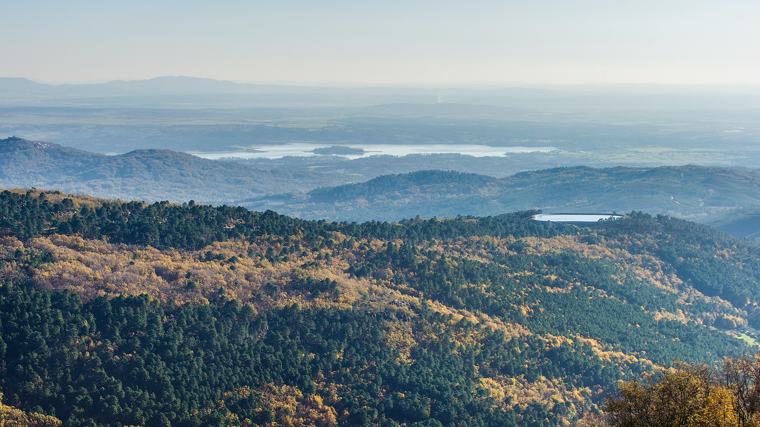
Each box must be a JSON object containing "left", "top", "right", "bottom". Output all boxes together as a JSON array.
[{"left": 1, "top": 188, "right": 760, "bottom": 426}]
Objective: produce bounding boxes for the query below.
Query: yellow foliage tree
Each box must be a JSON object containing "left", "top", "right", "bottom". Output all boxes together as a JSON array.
[
  {"left": 0, "top": 394, "right": 62, "bottom": 427},
  {"left": 220, "top": 384, "right": 338, "bottom": 427},
  {"left": 605, "top": 362, "right": 739, "bottom": 427}
]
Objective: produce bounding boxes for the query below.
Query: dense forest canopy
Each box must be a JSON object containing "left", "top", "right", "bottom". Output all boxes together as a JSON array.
[{"left": 1, "top": 188, "right": 759, "bottom": 426}]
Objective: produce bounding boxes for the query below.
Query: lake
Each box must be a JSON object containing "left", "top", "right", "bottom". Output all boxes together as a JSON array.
[
  {"left": 533, "top": 213, "right": 623, "bottom": 222},
  {"left": 193, "top": 143, "right": 556, "bottom": 160}
]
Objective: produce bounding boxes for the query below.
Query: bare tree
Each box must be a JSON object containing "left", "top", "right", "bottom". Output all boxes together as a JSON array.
[{"left": 721, "top": 355, "right": 760, "bottom": 426}]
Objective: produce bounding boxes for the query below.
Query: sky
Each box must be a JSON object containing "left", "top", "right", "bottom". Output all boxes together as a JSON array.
[{"left": 2, "top": 0, "right": 759, "bottom": 85}]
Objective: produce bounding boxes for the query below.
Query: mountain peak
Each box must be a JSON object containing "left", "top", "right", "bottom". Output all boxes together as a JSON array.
[{"left": 0, "top": 136, "right": 58, "bottom": 152}]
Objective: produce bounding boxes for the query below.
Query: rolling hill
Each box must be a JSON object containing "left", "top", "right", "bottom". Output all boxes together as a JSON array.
[
  {"left": 0, "top": 137, "right": 350, "bottom": 203},
  {"left": 704, "top": 205, "right": 760, "bottom": 240},
  {"left": 242, "top": 167, "right": 760, "bottom": 224}
]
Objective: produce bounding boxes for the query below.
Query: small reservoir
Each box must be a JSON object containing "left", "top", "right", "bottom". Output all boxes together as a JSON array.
[{"left": 533, "top": 213, "right": 623, "bottom": 223}]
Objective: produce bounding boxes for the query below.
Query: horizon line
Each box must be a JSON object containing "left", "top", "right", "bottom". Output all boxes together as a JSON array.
[{"left": 4, "top": 76, "right": 759, "bottom": 89}]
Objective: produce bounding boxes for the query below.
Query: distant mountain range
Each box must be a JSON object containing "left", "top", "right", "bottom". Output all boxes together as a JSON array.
[
  {"left": 241, "top": 167, "right": 760, "bottom": 224},
  {"left": 0, "top": 76, "right": 338, "bottom": 96}
]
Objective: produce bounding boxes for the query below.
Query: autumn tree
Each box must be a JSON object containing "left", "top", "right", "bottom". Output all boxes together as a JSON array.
[
  {"left": 576, "top": 412, "right": 609, "bottom": 427},
  {"left": 606, "top": 362, "right": 739, "bottom": 427}
]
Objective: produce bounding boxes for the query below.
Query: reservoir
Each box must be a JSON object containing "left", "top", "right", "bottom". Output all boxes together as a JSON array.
[
  {"left": 193, "top": 143, "right": 556, "bottom": 160},
  {"left": 533, "top": 213, "right": 623, "bottom": 222}
]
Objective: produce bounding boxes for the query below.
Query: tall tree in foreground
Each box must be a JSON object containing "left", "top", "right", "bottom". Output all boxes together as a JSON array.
[
  {"left": 721, "top": 356, "right": 760, "bottom": 426},
  {"left": 604, "top": 357, "right": 760, "bottom": 427}
]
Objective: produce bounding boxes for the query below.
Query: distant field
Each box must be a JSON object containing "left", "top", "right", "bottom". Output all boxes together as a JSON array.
[
  {"left": 737, "top": 333, "right": 759, "bottom": 346},
  {"left": 557, "top": 147, "right": 750, "bottom": 167}
]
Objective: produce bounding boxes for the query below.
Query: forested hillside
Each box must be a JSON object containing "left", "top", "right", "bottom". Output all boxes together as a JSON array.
[
  {"left": 1, "top": 188, "right": 759, "bottom": 426},
  {"left": 0, "top": 137, "right": 344, "bottom": 203},
  {"left": 243, "top": 166, "right": 760, "bottom": 224}
]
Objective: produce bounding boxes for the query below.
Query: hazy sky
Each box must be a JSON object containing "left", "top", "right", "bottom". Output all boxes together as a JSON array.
[{"left": 2, "top": 0, "right": 758, "bottom": 85}]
